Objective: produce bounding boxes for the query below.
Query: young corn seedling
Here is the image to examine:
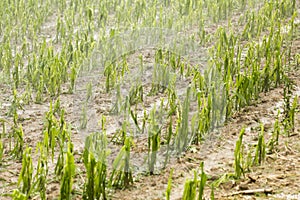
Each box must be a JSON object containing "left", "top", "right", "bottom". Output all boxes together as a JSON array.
[
  {"left": 55, "top": 126, "right": 70, "bottom": 178},
  {"left": 210, "top": 185, "right": 215, "bottom": 200},
  {"left": 9, "top": 88, "right": 23, "bottom": 117},
  {"left": 267, "top": 111, "right": 281, "bottom": 153},
  {"left": 111, "top": 119, "right": 130, "bottom": 145},
  {"left": 86, "top": 82, "right": 92, "bottom": 101},
  {"left": 35, "top": 75, "right": 44, "bottom": 103},
  {"left": 69, "top": 64, "right": 77, "bottom": 93},
  {"left": 17, "top": 146, "right": 33, "bottom": 198},
  {"left": 166, "top": 88, "right": 178, "bottom": 116},
  {"left": 110, "top": 83, "right": 122, "bottom": 114},
  {"left": 164, "top": 115, "right": 173, "bottom": 168},
  {"left": 44, "top": 107, "right": 68, "bottom": 179},
  {"left": 148, "top": 105, "right": 161, "bottom": 175},
  {"left": 130, "top": 105, "right": 141, "bottom": 132},
  {"left": 11, "top": 189, "right": 27, "bottom": 200},
  {"left": 253, "top": 124, "right": 266, "bottom": 165},
  {"left": 0, "top": 138, "right": 3, "bottom": 164},
  {"left": 296, "top": 54, "right": 300, "bottom": 69},
  {"left": 83, "top": 120, "right": 109, "bottom": 200},
  {"left": 43, "top": 102, "right": 59, "bottom": 161},
  {"left": 141, "top": 107, "right": 148, "bottom": 134},
  {"left": 234, "top": 127, "right": 245, "bottom": 179},
  {"left": 54, "top": 97, "right": 61, "bottom": 115},
  {"left": 175, "top": 86, "right": 191, "bottom": 154},
  {"left": 198, "top": 162, "right": 207, "bottom": 200},
  {"left": 182, "top": 171, "right": 197, "bottom": 200},
  {"left": 120, "top": 96, "right": 131, "bottom": 123},
  {"left": 166, "top": 169, "right": 173, "bottom": 200},
  {"left": 12, "top": 124, "right": 24, "bottom": 160},
  {"left": 83, "top": 148, "right": 108, "bottom": 200},
  {"left": 110, "top": 136, "right": 133, "bottom": 188},
  {"left": 104, "top": 63, "right": 117, "bottom": 93},
  {"left": 273, "top": 51, "right": 282, "bottom": 88},
  {"left": 181, "top": 163, "right": 208, "bottom": 199},
  {"left": 34, "top": 142, "right": 48, "bottom": 200},
  {"left": 212, "top": 172, "right": 235, "bottom": 189},
  {"left": 289, "top": 96, "right": 298, "bottom": 132},
  {"left": 13, "top": 53, "right": 21, "bottom": 89},
  {"left": 150, "top": 50, "right": 171, "bottom": 94},
  {"left": 196, "top": 92, "right": 212, "bottom": 144},
  {"left": 83, "top": 152, "right": 97, "bottom": 200},
  {"left": 80, "top": 102, "right": 88, "bottom": 129},
  {"left": 60, "top": 141, "right": 75, "bottom": 200},
  {"left": 262, "top": 59, "right": 271, "bottom": 93},
  {"left": 283, "top": 78, "right": 294, "bottom": 135},
  {"left": 128, "top": 84, "right": 143, "bottom": 105}
]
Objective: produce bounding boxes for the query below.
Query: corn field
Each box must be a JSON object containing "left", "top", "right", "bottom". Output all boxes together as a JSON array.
[{"left": 0, "top": 0, "right": 300, "bottom": 199}]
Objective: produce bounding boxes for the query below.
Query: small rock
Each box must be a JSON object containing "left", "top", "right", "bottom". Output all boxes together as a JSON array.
[{"left": 238, "top": 184, "right": 249, "bottom": 191}]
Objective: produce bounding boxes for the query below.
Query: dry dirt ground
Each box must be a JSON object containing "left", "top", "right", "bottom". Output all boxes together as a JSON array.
[{"left": 1, "top": 4, "right": 300, "bottom": 200}]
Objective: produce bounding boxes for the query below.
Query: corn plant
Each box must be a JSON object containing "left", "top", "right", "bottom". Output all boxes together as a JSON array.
[
  {"left": 83, "top": 127, "right": 109, "bottom": 200},
  {"left": 150, "top": 50, "right": 172, "bottom": 94},
  {"left": 120, "top": 96, "right": 131, "bottom": 123},
  {"left": 283, "top": 95, "right": 298, "bottom": 136},
  {"left": 55, "top": 128, "right": 70, "bottom": 178},
  {"left": 283, "top": 78, "right": 294, "bottom": 135},
  {"left": 287, "top": 96, "right": 298, "bottom": 133},
  {"left": 165, "top": 169, "right": 173, "bottom": 200},
  {"left": 128, "top": 84, "right": 143, "bottom": 106},
  {"left": 164, "top": 115, "right": 173, "bottom": 168},
  {"left": 86, "top": 82, "right": 92, "bottom": 101},
  {"left": 296, "top": 54, "right": 300, "bottom": 68},
  {"left": 17, "top": 146, "right": 33, "bottom": 198},
  {"left": 69, "top": 64, "right": 77, "bottom": 93},
  {"left": 35, "top": 75, "right": 44, "bottom": 103},
  {"left": 110, "top": 83, "right": 122, "bottom": 114},
  {"left": 83, "top": 151, "right": 107, "bottom": 200},
  {"left": 212, "top": 173, "right": 235, "bottom": 188},
  {"left": 182, "top": 171, "right": 197, "bottom": 200},
  {"left": 8, "top": 88, "right": 23, "bottom": 117},
  {"left": 43, "top": 102, "right": 55, "bottom": 160},
  {"left": 0, "top": 119, "right": 8, "bottom": 159},
  {"left": 104, "top": 63, "right": 117, "bottom": 93},
  {"left": 166, "top": 88, "right": 179, "bottom": 116},
  {"left": 198, "top": 162, "right": 207, "bottom": 200},
  {"left": 148, "top": 105, "right": 161, "bottom": 174},
  {"left": 54, "top": 133, "right": 67, "bottom": 178},
  {"left": 111, "top": 119, "right": 130, "bottom": 145},
  {"left": 267, "top": 111, "right": 281, "bottom": 153},
  {"left": 11, "top": 189, "right": 27, "bottom": 200},
  {"left": 53, "top": 98, "right": 61, "bottom": 115},
  {"left": 1, "top": 0, "right": 299, "bottom": 198},
  {"left": 210, "top": 185, "right": 215, "bottom": 200},
  {"left": 253, "top": 124, "right": 266, "bottom": 165},
  {"left": 175, "top": 86, "right": 191, "bottom": 154},
  {"left": 0, "top": 138, "right": 3, "bottom": 164},
  {"left": 59, "top": 141, "right": 75, "bottom": 200},
  {"left": 80, "top": 102, "right": 88, "bottom": 129},
  {"left": 130, "top": 105, "right": 141, "bottom": 132},
  {"left": 34, "top": 142, "right": 48, "bottom": 200},
  {"left": 11, "top": 124, "right": 24, "bottom": 160},
  {"left": 141, "top": 107, "right": 148, "bottom": 134},
  {"left": 234, "top": 127, "right": 245, "bottom": 179},
  {"left": 181, "top": 162, "right": 207, "bottom": 200},
  {"left": 1, "top": 120, "right": 5, "bottom": 138},
  {"left": 110, "top": 136, "right": 133, "bottom": 188},
  {"left": 195, "top": 92, "right": 212, "bottom": 144}
]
